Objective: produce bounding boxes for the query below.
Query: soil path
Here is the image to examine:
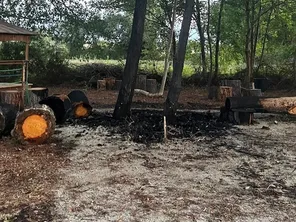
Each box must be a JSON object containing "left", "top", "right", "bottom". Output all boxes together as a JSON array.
[{"left": 53, "top": 112, "right": 296, "bottom": 221}]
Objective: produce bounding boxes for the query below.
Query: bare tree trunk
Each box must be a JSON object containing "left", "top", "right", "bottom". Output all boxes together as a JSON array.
[
  {"left": 164, "top": 0, "right": 194, "bottom": 123},
  {"left": 256, "top": 7, "right": 273, "bottom": 73},
  {"left": 293, "top": 53, "right": 296, "bottom": 84},
  {"left": 213, "top": 0, "right": 225, "bottom": 84},
  {"left": 195, "top": 0, "right": 207, "bottom": 76},
  {"left": 245, "top": 0, "right": 252, "bottom": 88},
  {"left": 113, "top": 0, "right": 147, "bottom": 119},
  {"left": 252, "top": 0, "right": 262, "bottom": 75},
  {"left": 207, "top": 0, "right": 213, "bottom": 87},
  {"left": 159, "top": 0, "right": 177, "bottom": 95}
]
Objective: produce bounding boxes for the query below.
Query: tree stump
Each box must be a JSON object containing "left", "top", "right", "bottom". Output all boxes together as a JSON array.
[
  {"left": 26, "top": 87, "right": 49, "bottom": 107},
  {"left": 104, "top": 77, "right": 116, "bottom": 90},
  {"left": 146, "top": 79, "right": 157, "bottom": 93},
  {"left": 0, "top": 103, "right": 18, "bottom": 136},
  {"left": 97, "top": 80, "right": 106, "bottom": 91},
  {"left": 0, "top": 90, "right": 22, "bottom": 109},
  {"left": 136, "top": 74, "right": 147, "bottom": 90},
  {"left": 115, "top": 80, "right": 122, "bottom": 91},
  {"left": 242, "top": 88, "right": 262, "bottom": 97},
  {"left": 12, "top": 105, "right": 56, "bottom": 144},
  {"left": 208, "top": 86, "right": 219, "bottom": 100},
  {"left": 39, "top": 94, "right": 71, "bottom": 124},
  {"left": 67, "top": 90, "right": 92, "bottom": 118},
  {"left": 218, "top": 86, "right": 233, "bottom": 101},
  {"left": 254, "top": 78, "right": 269, "bottom": 92},
  {"left": 219, "top": 106, "right": 254, "bottom": 125},
  {"left": 220, "top": 80, "right": 241, "bottom": 96}
]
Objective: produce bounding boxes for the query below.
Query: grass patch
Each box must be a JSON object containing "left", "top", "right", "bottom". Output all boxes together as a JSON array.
[{"left": 69, "top": 59, "right": 197, "bottom": 77}]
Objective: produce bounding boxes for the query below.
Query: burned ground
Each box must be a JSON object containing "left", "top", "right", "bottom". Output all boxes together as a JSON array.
[{"left": 1, "top": 87, "right": 296, "bottom": 221}]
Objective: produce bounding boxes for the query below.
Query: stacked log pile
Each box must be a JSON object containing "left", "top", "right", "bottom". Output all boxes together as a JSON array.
[{"left": 97, "top": 75, "right": 158, "bottom": 93}]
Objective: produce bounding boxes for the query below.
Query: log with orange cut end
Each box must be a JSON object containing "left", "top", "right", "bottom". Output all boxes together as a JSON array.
[
  {"left": 67, "top": 90, "right": 92, "bottom": 118},
  {"left": 12, "top": 105, "right": 56, "bottom": 144}
]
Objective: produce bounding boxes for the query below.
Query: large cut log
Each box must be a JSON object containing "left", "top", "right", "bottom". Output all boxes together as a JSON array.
[
  {"left": 0, "top": 103, "right": 18, "bottom": 136},
  {"left": 220, "top": 80, "right": 241, "bottom": 97},
  {"left": 67, "top": 90, "right": 92, "bottom": 118},
  {"left": 12, "top": 105, "right": 56, "bottom": 144},
  {"left": 0, "top": 90, "right": 22, "bottom": 109},
  {"left": 226, "top": 96, "right": 296, "bottom": 113},
  {"left": 136, "top": 74, "right": 147, "bottom": 90},
  {"left": 39, "top": 94, "right": 71, "bottom": 124},
  {"left": 25, "top": 87, "right": 49, "bottom": 107},
  {"left": 146, "top": 79, "right": 157, "bottom": 93}
]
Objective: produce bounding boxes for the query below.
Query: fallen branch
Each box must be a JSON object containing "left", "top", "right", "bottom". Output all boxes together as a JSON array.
[{"left": 134, "top": 89, "right": 163, "bottom": 97}]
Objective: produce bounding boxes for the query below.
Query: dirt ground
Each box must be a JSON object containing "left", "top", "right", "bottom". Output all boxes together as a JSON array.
[{"left": 0, "top": 87, "right": 296, "bottom": 221}]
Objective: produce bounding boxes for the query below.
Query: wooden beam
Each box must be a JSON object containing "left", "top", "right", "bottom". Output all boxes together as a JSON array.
[
  {"left": 0, "top": 34, "right": 31, "bottom": 42},
  {"left": 0, "top": 60, "right": 26, "bottom": 65}
]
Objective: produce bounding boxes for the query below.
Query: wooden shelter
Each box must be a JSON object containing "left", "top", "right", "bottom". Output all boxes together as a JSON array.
[{"left": 0, "top": 20, "right": 37, "bottom": 110}]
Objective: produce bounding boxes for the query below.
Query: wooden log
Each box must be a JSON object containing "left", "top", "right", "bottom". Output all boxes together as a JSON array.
[
  {"left": 220, "top": 80, "right": 241, "bottom": 97},
  {"left": 0, "top": 90, "right": 22, "bottom": 109},
  {"left": 97, "top": 80, "right": 106, "bottom": 91},
  {"left": 218, "top": 86, "right": 232, "bottom": 101},
  {"left": 25, "top": 87, "right": 49, "bottom": 107},
  {"left": 208, "top": 86, "right": 218, "bottom": 100},
  {"left": 136, "top": 74, "right": 147, "bottom": 90},
  {"left": 104, "top": 77, "right": 116, "bottom": 90},
  {"left": 288, "top": 106, "right": 296, "bottom": 115},
  {"left": 0, "top": 103, "right": 18, "bottom": 136},
  {"left": 67, "top": 90, "right": 92, "bottom": 118},
  {"left": 146, "top": 79, "right": 157, "bottom": 93},
  {"left": 12, "top": 104, "right": 56, "bottom": 144},
  {"left": 242, "top": 88, "right": 262, "bottom": 97},
  {"left": 115, "top": 80, "right": 122, "bottom": 91},
  {"left": 39, "top": 94, "right": 71, "bottom": 124},
  {"left": 226, "top": 96, "right": 296, "bottom": 113}
]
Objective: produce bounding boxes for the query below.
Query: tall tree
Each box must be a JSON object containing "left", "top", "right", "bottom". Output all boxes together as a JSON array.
[
  {"left": 194, "top": 0, "right": 207, "bottom": 77},
  {"left": 206, "top": 0, "right": 214, "bottom": 86},
  {"left": 213, "top": 0, "right": 225, "bottom": 84},
  {"left": 113, "top": 0, "right": 148, "bottom": 119},
  {"left": 159, "top": 0, "right": 177, "bottom": 95},
  {"left": 164, "top": 0, "right": 194, "bottom": 123}
]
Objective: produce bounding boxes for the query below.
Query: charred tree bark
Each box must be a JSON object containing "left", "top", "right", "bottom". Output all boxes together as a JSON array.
[
  {"left": 113, "top": 0, "right": 147, "bottom": 119},
  {"left": 12, "top": 104, "right": 56, "bottom": 144},
  {"left": 164, "top": 0, "right": 195, "bottom": 123},
  {"left": 39, "top": 94, "right": 71, "bottom": 124}
]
